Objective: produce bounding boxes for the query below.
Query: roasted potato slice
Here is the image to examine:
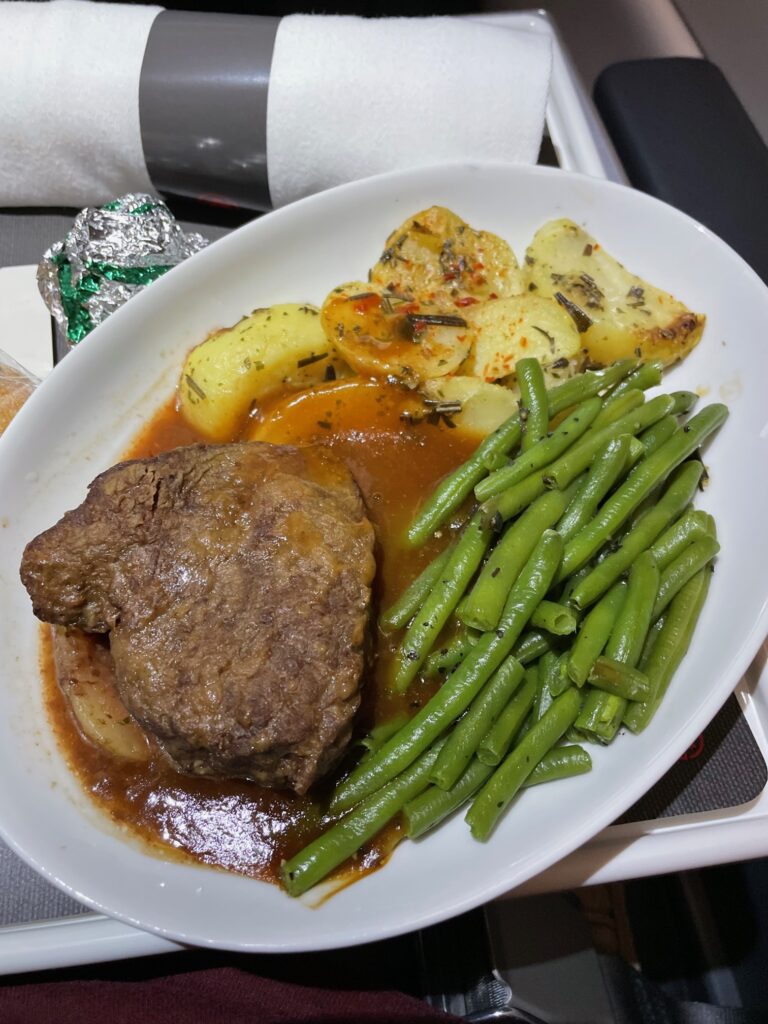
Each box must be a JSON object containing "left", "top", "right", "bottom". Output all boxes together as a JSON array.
[
  {"left": 423, "top": 376, "right": 519, "bottom": 436},
  {"left": 179, "top": 303, "right": 348, "bottom": 441},
  {"left": 370, "top": 206, "right": 522, "bottom": 306},
  {"left": 523, "top": 219, "right": 704, "bottom": 366},
  {"left": 460, "top": 294, "right": 582, "bottom": 383},
  {"left": 320, "top": 282, "right": 471, "bottom": 385},
  {"left": 53, "top": 627, "right": 151, "bottom": 762}
]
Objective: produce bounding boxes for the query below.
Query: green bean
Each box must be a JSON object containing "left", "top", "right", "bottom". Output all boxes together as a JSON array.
[
  {"left": 430, "top": 656, "right": 524, "bottom": 790},
  {"left": 405, "top": 757, "right": 494, "bottom": 839},
  {"left": 380, "top": 544, "right": 455, "bottom": 633},
  {"left": 513, "top": 709, "right": 535, "bottom": 748},
  {"left": 609, "top": 359, "right": 664, "bottom": 398},
  {"left": 475, "top": 397, "right": 602, "bottom": 502},
  {"left": 569, "top": 461, "right": 704, "bottom": 609},
  {"left": 640, "top": 615, "right": 665, "bottom": 667},
  {"left": 331, "top": 531, "right": 563, "bottom": 812},
  {"left": 358, "top": 714, "right": 410, "bottom": 762},
  {"left": 587, "top": 656, "right": 651, "bottom": 700},
  {"left": 477, "top": 669, "right": 538, "bottom": 766},
  {"left": 557, "top": 404, "right": 726, "bottom": 584},
  {"left": 630, "top": 423, "right": 651, "bottom": 450},
  {"left": 651, "top": 535, "right": 719, "bottom": 621},
  {"left": 605, "top": 550, "right": 660, "bottom": 667},
  {"left": 567, "top": 582, "right": 627, "bottom": 686},
  {"left": 590, "top": 388, "right": 645, "bottom": 430},
  {"left": 559, "top": 562, "right": 594, "bottom": 604},
  {"left": 543, "top": 394, "right": 675, "bottom": 491},
  {"left": 406, "top": 742, "right": 592, "bottom": 839},
  {"left": 482, "top": 468, "right": 549, "bottom": 523},
  {"left": 482, "top": 453, "right": 512, "bottom": 475},
  {"left": 532, "top": 655, "right": 556, "bottom": 721},
  {"left": 563, "top": 726, "right": 586, "bottom": 744},
  {"left": 493, "top": 529, "right": 564, "bottom": 642},
  {"left": 555, "top": 435, "right": 632, "bottom": 543},
  {"left": 627, "top": 437, "right": 646, "bottom": 466},
  {"left": 529, "top": 600, "right": 578, "bottom": 636},
  {"left": 574, "top": 689, "right": 626, "bottom": 744},
  {"left": 548, "top": 652, "right": 573, "bottom": 697},
  {"left": 669, "top": 390, "right": 699, "bottom": 416},
  {"left": 405, "top": 360, "right": 639, "bottom": 547},
  {"left": 466, "top": 688, "right": 582, "bottom": 840},
  {"left": 525, "top": 744, "right": 592, "bottom": 785},
  {"left": 423, "top": 629, "right": 478, "bottom": 677},
  {"left": 459, "top": 489, "right": 567, "bottom": 632},
  {"left": 618, "top": 614, "right": 667, "bottom": 737},
  {"left": 392, "top": 513, "right": 491, "bottom": 692},
  {"left": 512, "top": 629, "right": 553, "bottom": 665},
  {"left": 649, "top": 509, "right": 712, "bottom": 570},
  {"left": 517, "top": 357, "right": 548, "bottom": 452},
  {"left": 533, "top": 651, "right": 572, "bottom": 711},
  {"left": 624, "top": 568, "right": 712, "bottom": 732},
  {"left": 639, "top": 414, "right": 681, "bottom": 456},
  {"left": 283, "top": 740, "right": 444, "bottom": 896},
  {"left": 332, "top": 641, "right": 502, "bottom": 813},
  {"left": 584, "top": 551, "right": 659, "bottom": 741},
  {"left": 483, "top": 396, "right": 661, "bottom": 525}
]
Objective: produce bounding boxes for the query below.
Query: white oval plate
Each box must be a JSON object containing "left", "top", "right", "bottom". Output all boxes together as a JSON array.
[{"left": 1, "top": 163, "right": 767, "bottom": 952}]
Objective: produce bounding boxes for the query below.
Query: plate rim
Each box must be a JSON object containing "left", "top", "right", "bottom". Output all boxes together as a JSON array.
[{"left": 1, "top": 159, "right": 767, "bottom": 952}]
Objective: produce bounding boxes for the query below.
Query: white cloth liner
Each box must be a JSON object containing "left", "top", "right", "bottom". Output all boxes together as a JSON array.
[
  {"left": 0, "top": 0, "right": 161, "bottom": 207},
  {"left": 267, "top": 14, "right": 552, "bottom": 208},
  {"left": 0, "top": 5, "right": 550, "bottom": 209}
]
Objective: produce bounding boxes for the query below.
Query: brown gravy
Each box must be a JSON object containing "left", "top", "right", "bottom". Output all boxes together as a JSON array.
[{"left": 42, "top": 378, "right": 479, "bottom": 888}]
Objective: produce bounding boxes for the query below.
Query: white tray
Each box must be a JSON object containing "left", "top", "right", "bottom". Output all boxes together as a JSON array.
[{"left": 0, "top": 9, "right": 764, "bottom": 974}]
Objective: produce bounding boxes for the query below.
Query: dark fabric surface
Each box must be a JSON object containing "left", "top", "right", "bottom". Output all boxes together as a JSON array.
[
  {"left": 0, "top": 965, "right": 461, "bottom": 1024},
  {"left": 618, "top": 695, "right": 768, "bottom": 824},
  {"left": 600, "top": 955, "right": 767, "bottom": 1024}
]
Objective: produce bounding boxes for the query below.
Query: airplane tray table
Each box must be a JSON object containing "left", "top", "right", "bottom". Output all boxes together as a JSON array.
[{"left": 0, "top": 10, "right": 766, "bottom": 976}]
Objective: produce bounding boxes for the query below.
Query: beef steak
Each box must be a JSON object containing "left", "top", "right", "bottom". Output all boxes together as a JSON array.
[{"left": 21, "top": 442, "right": 376, "bottom": 794}]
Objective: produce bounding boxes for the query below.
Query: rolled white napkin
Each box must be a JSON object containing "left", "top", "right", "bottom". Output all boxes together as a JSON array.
[
  {"left": 0, "top": 0, "right": 161, "bottom": 207},
  {"left": 0, "top": 6, "right": 550, "bottom": 210},
  {"left": 267, "top": 15, "right": 552, "bottom": 208}
]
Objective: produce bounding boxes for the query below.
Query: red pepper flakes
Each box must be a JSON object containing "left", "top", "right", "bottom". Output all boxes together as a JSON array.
[{"left": 353, "top": 294, "right": 380, "bottom": 314}]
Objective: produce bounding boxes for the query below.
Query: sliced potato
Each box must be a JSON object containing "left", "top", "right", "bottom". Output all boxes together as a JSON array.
[
  {"left": 523, "top": 219, "right": 704, "bottom": 366},
  {"left": 52, "top": 627, "right": 151, "bottom": 762},
  {"left": 320, "top": 281, "right": 471, "bottom": 385},
  {"left": 460, "top": 294, "right": 582, "bottom": 383},
  {"left": 179, "top": 303, "right": 348, "bottom": 441},
  {"left": 423, "top": 376, "right": 519, "bottom": 436},
  {"left": 370, "top": 206, "right": 522, "bottom": 306}
]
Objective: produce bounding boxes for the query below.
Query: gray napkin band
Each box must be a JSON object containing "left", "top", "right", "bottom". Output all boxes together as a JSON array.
[{"left": 139, "top": 11, "right": 278, "bottom": 210}]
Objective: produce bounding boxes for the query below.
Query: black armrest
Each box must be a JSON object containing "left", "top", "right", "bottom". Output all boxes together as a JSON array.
[{"left": 594, "top": 58, "right": 768, "bottom": 283}]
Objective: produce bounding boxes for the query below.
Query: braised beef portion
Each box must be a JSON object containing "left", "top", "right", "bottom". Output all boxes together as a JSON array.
[{"left": 21, "top": 443, "right": 375, "bottom": 794}]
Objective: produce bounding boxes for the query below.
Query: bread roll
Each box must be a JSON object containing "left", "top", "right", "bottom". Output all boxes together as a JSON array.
[{"left": 0, "top": 352, "right": 37, "bottom": 435}]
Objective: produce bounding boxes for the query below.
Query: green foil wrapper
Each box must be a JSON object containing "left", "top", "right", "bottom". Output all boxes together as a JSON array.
[{"left": 38, "top": 194, "right": 208, "bottom": 345}]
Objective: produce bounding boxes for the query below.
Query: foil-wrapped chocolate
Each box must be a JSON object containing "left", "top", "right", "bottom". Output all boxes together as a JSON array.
[{"left": 38, "top": 194, "right": 208, "bottom": 345}]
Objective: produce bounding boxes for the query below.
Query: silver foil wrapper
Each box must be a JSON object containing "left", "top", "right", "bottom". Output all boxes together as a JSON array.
[{"left": 37, "top": 194, "right": 208, "bottom": 345}]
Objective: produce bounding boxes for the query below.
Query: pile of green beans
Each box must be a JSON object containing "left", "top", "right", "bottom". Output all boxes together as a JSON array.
[{"left": 282, "top": 360, "right": 727, "bottom": 896}]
